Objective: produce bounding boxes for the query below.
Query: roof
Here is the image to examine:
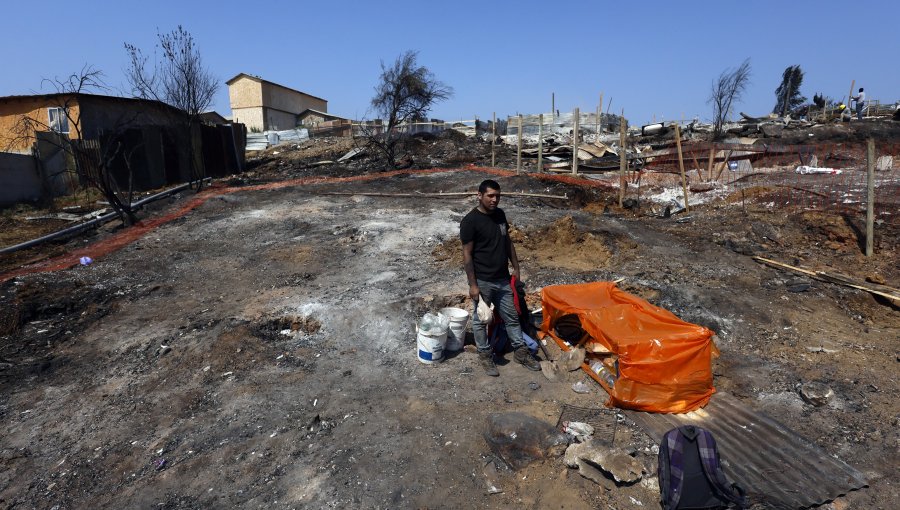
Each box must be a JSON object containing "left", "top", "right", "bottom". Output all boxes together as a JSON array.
[
  {"left": 199, "top": 111, "right": 228, "bottom": 124},
  {"left": 0, "top": 92, "right": 184, "bottom": 114},
  {"left": 298, "top": 108, "right": 346, "bottom": 121},
  {"left": 225, "top": 73, "right": 327, "bottom": 103}
]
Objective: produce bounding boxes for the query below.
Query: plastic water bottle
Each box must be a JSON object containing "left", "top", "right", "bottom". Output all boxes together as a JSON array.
[{"left": 590, "top": 360, "right": 617, "bottom": 388}]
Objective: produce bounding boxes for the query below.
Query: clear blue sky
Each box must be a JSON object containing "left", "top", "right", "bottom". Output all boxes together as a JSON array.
[{"left": 2, "top": 0, "right": 896, "bottom": 126}]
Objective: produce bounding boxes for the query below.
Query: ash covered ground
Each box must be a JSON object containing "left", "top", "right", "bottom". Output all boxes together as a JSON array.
[{"left": 0, "top": 129, "right": 898, "bottom": 509}]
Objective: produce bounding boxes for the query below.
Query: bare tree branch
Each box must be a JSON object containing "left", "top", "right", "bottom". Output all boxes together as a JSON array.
[
  {"left": 708, "top": 59, "right": 751, "bottom": 140},
  {"left": 365, "top": 50, "right": 452, "bottom": 169}
]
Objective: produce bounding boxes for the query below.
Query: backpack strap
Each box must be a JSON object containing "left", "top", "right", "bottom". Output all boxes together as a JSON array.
[
  {"left": 695, "top": 428, "right": 748, "bottom": 508},
  {"left": 658, "top": 428, "right": 687, "bottom": 510}
]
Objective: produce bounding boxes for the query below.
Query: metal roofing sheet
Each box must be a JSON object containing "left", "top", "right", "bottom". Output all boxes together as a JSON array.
[{"left": 625, "top": 392, "right": 867, "bottom": 509}]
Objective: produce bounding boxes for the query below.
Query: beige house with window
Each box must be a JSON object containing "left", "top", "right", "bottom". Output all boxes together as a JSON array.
[{"left": 226, "top": 73, "right": 327, "bottom": 132}]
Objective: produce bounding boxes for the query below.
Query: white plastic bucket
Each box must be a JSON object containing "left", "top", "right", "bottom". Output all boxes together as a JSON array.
[
  {"left": 440, "top": 307, "right": 469, "bottom": 352},
  {"left": 417, "top": 325, "right": 447, "bottom": 364}
]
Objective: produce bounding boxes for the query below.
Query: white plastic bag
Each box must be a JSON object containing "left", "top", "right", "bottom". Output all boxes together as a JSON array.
[{"left": 476, "top": 295, "right": 494, "bottom": 322}]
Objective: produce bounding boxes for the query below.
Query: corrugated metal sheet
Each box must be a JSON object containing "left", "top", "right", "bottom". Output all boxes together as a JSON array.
[
  {"left": 625, "top": 392, "right": 867, "bottom": 509},
  {"left": 246, "top": 134, "right": 268, "bottom": 151}
]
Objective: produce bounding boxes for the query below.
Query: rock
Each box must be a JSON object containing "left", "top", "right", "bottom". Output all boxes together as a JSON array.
[
  {"left": 751, "top": 221, "right": 781, "bottom": 243},
  {"left": 786, "top": 279, "right": 811, "bottom": 293},
  {"left": 564, "top": 440, "right": 643, "bottom": 484},
  {"left": 799, "top": 382, "right": 834, "bottom": 406},
  {"left": 760, "top": 123, "right": 784, "bottom": 138},
  {"left": 541, "top": 360, "right": 563, "bottom": 382},
  {"left": 557, "top": 348, "right": 586, "bottom": 372},
  {"left": 689, "top": 182, "right": 717, "bottom": 193},
  {"left": 484, "top": 412, "right": 569, "bottom": 470}
]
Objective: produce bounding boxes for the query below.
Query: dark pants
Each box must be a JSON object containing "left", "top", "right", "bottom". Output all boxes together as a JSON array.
[{"left": 472, "top": 278, "right": 524, "bottom": 353}]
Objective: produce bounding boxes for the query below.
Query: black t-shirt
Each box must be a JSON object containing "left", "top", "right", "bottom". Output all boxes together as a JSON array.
[{"left": 460, "top": 207, "right": 511, "bottom": 281}]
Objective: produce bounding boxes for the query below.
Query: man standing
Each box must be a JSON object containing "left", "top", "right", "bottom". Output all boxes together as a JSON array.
[
  {"left": 852, "top": 88, "right": 866, "bottom": 120},
  {"left": 461, "top": 179, "right": 541, "bottom": 376}
]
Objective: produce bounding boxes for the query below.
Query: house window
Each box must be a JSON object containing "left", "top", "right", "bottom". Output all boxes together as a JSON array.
[{"left": 48, "top": 107, "right": 70, "bottom": 134}]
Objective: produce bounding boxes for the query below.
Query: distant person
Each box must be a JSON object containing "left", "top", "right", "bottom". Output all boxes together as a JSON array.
[
  {"left": 460, "top": 179, "right": 541, "bottom": 376},
  {"left": 851, "top": 88, "right": 866, "bottom": 120}
]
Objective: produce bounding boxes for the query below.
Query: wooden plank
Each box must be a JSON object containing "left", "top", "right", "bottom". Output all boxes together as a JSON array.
[
  {"left": 674, "top": 124, "right": 690, "bottom": 212},
  {"left": 866, "top": 138, "right": 875, "bottom": 256}
]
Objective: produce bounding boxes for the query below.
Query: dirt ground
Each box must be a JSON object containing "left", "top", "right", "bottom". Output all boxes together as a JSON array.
[{"left": 1, "top": 133, "right": 898, "bottom": 509}]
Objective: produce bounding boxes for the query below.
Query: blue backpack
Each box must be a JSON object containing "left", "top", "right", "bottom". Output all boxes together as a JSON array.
[{"left": 658, "top": 425, "right": 747, "bottom": 509}]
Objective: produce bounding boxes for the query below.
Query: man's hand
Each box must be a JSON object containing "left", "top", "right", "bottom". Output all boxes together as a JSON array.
[
  {"left": 469, "top": 284, "right": 480, "bottom": 302},
  {"left": 511, "top": 269, "right": 520, "bottom": 282}
]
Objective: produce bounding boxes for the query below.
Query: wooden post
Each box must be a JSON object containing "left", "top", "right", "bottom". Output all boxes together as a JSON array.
[
  {"left": 572, "top": 108, "right": 580, "bottom": 175},
  {"left": 866, "top": 138, "right": 875, "bottom": 256},
  {"left": 598, "top": 92, "right": 604, "bottom": 134},
  {"left": 552, "top": 93, "right": 555, "bottom": 118},
  {"left": 847, "top": 79, "right": 855, "bottom": 118},
  {"left": 618, "top": 112, "right": 626, "bottom": 207},
  {"left": 516, "top": 114, "right": 523, "bottom": 174},
  {"left": 491, "top": 111, "right": 496, "bottom": 167},
  {"left": 538, "top": 113, "right": 544, "bottom": 173},
  {"left": 674, "top": 124, "right": 690, "bottom": 212},
  {"left": 705, "top": 147, "right": 715, "bottom": 183}
]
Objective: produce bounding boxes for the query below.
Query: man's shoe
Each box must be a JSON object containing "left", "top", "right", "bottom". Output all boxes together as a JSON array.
[
  {"left": 479, "top": 351, "right": 499, "bottom": 377},
  {"left": 514, "top": 346, "right": 541, "bottom": 371}
]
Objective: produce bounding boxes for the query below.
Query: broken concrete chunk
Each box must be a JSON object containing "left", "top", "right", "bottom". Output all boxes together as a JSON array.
[
  {"left": 799, "top": 382, "right": 834, "bottom": 407},
  {"left": 558, "top": 347, "right": 586, "bottom": 372},
  {"left": 540, "top": 360, "right": 563, "bottom": 382},
  {"left": 564, "top": 440, "right": 643, "bottom": 484}
]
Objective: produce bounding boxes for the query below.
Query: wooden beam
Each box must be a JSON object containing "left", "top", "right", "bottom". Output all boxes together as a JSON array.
[
  {"left": 572, "top": 108, "right": 580, "bottom": 175},
  {"left": 618, "top": 110, "right": 626, "bottom": 207},
  {"left": 516, "top": 114, "right": 523, "bottom": 174},
  {"left": 866, "top": 138, "right": 875, "bottom": 256},
  {"left": 491, "top": 111, "right": 496, "bottom": 168},
  {"left": 674, "top": 124, "right": 690, "bottom": 212},
  {"left": 538, "top": 113, "right": 544, "bottom": 173},
  {"left": 705, "top": 148, "right": 715, "bottom": 183}
]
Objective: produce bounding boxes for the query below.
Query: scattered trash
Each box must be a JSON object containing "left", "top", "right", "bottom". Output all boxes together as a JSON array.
[
  {"left": 158, "top": 345, "right": 172, "bottom": 356},
  {"left": 528, "top": 381, "right": 540, "bottom": 391},
  {"left": 484, "top": 412, "right": 569, "bottom": 470},
  {"left": 564, "top": 440, "right": 644, "bottom": 484},
  {"left": 337, "top": 147, "right": 364, "bottom": 163},
  {"left": 799, "top": 382, "right": 834, "bottom": 407},
  {"left": 79, "top": 256, "right": 93, "bottom": 266},
  {"left": 572, "top": 381, "right": 591, "bottom": 394},
  {"left": 153, "top": 458, "right": 167, "bottom": 471},
  {"left": 482, "top": 457, "right": 506, "bottom": 495},
  {"left": 562, "top": 421, "right": 594, "bottom": 442},
  {"left": 795, "top": 165, "right": 842, "bottom": 175}
]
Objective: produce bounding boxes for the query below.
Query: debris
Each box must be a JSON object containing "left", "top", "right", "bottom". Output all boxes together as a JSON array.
[
  {"left": 563, "top": 440, "right": 643, "bottom": 484},
  {"left": 572, "top": 381, "right": 591, "bottom": 394},
  {"left": 528, "top": 381, "right": 540, "bottom": 391},
  {"left": 336, "top": 147, "right": 364, "bottom": 163},
  {"left": 795, "top": 165, "right": 842, "bottom": 175},
  {"left": 800, "top": 382, "right": 834, "bottom": 407},
  {"left": 158, "top": 345, "right": 172, "bottom": 356},
  {"left": 754, "top": 257, "right": 900, "bottom": 304},
  {"left": 557, "top": 347, "right": 585, "bottom": 372},
  {"left": 79, "top": 256, "right": 93, "bottom": 266},
  {"left": 154, "top": 458, "right": 167, "bottom": 471},
  {"left": 875, "top": 155, "right": 893, "bottom": 171},
  {"left": 483, "top": 412, "right": 569, "bottom": 470},
  {"left": 562, "top": 421, "right": 594, "bottom": 442},
  {"left": 786, "top": 279, "right": 811, "bottom": 293},
  {"left": 482, "top": 457, "right": 506, "bottom": 495}
]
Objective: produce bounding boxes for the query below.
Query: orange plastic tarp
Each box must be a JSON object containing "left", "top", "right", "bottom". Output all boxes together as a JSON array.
[{"left": 541, "top": 282, "right": 717, "bottom": 413}]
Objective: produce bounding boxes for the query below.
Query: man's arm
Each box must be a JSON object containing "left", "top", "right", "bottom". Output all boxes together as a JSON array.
[
  {"left": 462, "top": 241, "right": 479, "bottom": 300},
  {"left": 507, "top": 234, "right": 520, "bottom": 281}
]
